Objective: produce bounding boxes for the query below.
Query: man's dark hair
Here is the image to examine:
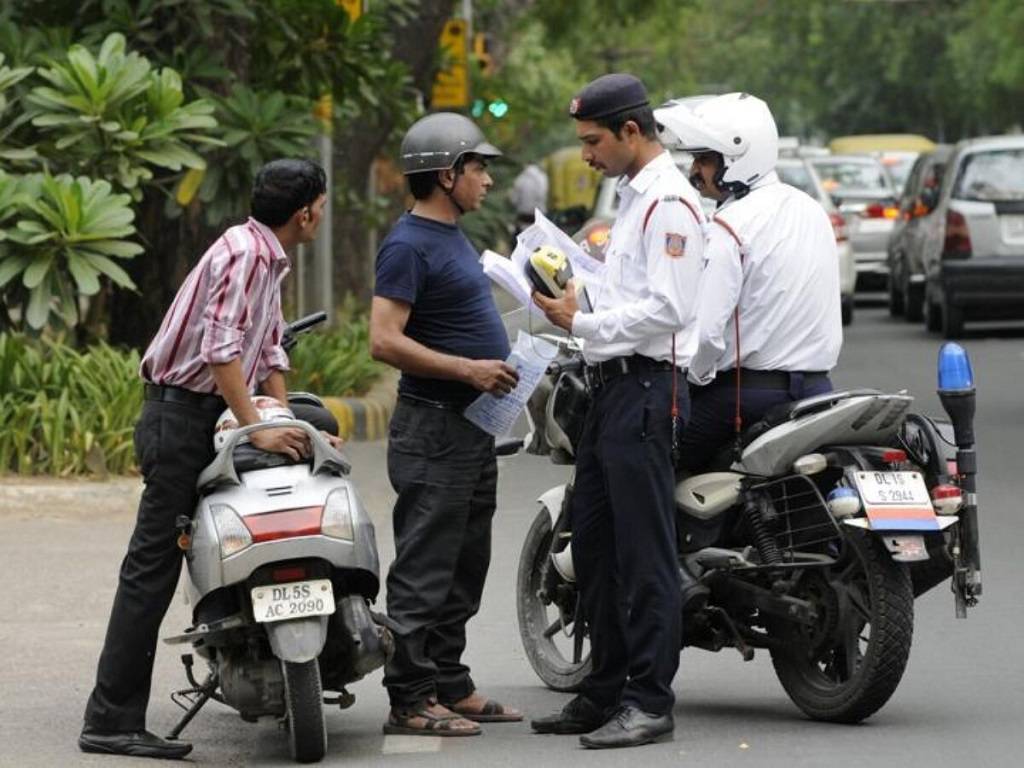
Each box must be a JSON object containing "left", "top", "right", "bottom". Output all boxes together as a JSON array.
[
  {"left": 406, "top": 154, "right": 482, "bottom": 200},
  {"left": 251, "top": 159, "right": 327, "bottom": 227},
  {"left": 407, "top": 171, "right": 437, "bottom": 201},
  {"left": 597, "top": 105, "right": 658, "bottom": 140}
]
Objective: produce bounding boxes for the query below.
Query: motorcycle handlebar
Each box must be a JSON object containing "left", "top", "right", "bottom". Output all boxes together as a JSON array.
[
  {"left": 547, "top": 358, "right": 585, "bottom": 376},
  {"left": 282, "top": 311, "right": 328, "bottom": 351}
]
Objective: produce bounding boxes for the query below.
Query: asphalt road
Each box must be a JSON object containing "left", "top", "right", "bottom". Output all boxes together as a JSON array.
[{"left": 2, "top": 305, "right": 1023, "bottom": 767}]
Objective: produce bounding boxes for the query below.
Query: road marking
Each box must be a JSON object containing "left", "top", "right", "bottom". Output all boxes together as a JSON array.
[{"left": 381, "top": 735, "right": 443, "bottom": 754}]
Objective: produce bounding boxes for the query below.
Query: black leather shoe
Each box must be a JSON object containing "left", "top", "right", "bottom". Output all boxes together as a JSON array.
[
  {"left": 78, "top": 729, "right": 192, "bottom": 760},
  {"left": 531, "top": 695, "right": 608, "bottom": 735},
  {"left": 579, "top": 705, "right": 673, "bottom": 749},
  {"left": 679, "top": 563, "right": 710, "bottom": 613}
]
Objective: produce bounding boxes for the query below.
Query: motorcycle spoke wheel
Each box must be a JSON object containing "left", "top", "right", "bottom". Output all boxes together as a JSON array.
[
  {"left": 516, "top": 508, "right": 592, "bottom": 692},
  {"left": 769, "top": 530, "right": 914, "bottom": 723}
]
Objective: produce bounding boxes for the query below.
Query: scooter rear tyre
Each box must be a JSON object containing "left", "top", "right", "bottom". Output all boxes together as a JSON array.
[{"left": 282, "top": 659, "right": 327, "bottom": 763}]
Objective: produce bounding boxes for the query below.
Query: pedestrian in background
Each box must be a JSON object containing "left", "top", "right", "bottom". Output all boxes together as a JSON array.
[
  {"left": 510, "top": 161, "right": 549, "bottom": 234},
  {"left": 656, "top": 93, "right": 842, "bottom": 472},
  {"left": 80, "top": 159, "right": 334, "bottom": 760},
  {"left": 531, "top": 73, "right": 704, "bottom": 749},
  {"left": 369, "top": 112, "right": 522, "bottom": 737}
]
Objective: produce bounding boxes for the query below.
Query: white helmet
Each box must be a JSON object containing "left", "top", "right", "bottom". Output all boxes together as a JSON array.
[
  {"left": 655, "top": 92, "right": 779, "bottom": 195},
  {"left": 213, "top": 396, "right": 295, "bottom": 452}
]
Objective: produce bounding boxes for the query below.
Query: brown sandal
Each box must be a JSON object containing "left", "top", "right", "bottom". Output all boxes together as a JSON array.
[
  {"left": 383, "top": 700, "right": 482, "bottom": 737},
  {"left": 443, "top": 698, "right": 524, "bottom": 723}
]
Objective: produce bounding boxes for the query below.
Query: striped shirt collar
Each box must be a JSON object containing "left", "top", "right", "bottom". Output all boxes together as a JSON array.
[{"left": 247, "top": 216, "right": 289, "bottom": 265}]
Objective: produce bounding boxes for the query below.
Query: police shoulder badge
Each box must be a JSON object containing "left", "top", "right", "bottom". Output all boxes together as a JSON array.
[{"left": 665, "top": 232, "right": 687, "bottom": 258}]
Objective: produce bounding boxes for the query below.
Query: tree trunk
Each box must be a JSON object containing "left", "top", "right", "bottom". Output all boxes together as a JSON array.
[{"left": 331, "top": 0, "right": 457, "bottom": 307}]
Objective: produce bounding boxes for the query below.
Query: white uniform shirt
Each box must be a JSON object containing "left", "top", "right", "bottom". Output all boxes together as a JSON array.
[
  {"left": 689, "top": 173, "right": 842, "bottom": 384},
  {"left": 572, "top": 151, "right": 704, "bottom": 365}
]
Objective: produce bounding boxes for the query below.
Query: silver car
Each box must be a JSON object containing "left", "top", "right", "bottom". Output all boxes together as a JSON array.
[
  {"left": 918, "top": 135, "right": 1024, "bottom": 337},
  {"left": 811, "top": 155, "right": 899, "bottom": 289}
]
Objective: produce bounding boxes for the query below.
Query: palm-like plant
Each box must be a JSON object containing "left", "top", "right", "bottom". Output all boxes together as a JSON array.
[
  {"left": 0, "top": 173, "right": 142, "bottom": 329},
  {"left": 25, "top": 33, "right": 221, "bottom": 197}
]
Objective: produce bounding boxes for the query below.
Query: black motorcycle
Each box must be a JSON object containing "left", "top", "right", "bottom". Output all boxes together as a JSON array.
[{"left": 508, "top": 337, "right": 981, "bottom": 722}]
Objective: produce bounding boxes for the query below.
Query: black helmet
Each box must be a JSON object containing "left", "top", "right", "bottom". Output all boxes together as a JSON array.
[{"left": 399, "top": 112, "right": 502, "bottom": 175}]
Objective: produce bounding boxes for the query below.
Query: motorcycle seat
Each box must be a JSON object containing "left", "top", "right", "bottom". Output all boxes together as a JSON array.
[{"left": 735, "top": 389, "right": 887, "bottom": 455}]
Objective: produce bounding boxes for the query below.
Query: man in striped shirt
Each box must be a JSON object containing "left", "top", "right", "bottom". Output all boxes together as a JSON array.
[{"left": 80, "top": 159, "right": 328, "bottom": 760}]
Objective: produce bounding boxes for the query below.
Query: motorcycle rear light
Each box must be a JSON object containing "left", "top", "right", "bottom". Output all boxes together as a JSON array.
[
  {"left": 882, "top": 449, "right": 907, "bottom": 463},
  {"left": 827, "top": 487, "right": 861, "bottom": 518},
  {"left": 271, "top": 565, "right": 308, "bottom": 583},
  {"left": 243, "top": 506, "right": 323, "bottom": 543},
  {"left": 931, "top": 484, "right": 963, "bottom": 515},
  {"left": 210, "top": 504, "right": 253, "bottom": 558},
  {"left": 943, "top": 210, "right": 972, "bottom": 258},
  {"left": 322, "top": 487, "right": 355, "bottom": 541}
]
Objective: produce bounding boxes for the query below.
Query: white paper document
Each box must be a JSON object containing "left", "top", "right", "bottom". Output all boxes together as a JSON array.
[
  {"left": 463, "top": 331, "right": 558, "bottom": 437},
  {"left": 480, "top": 249, "right": 548, "bottom": 321},
  {"left": 480, "top": 209, "right": 606, "bottom": 317}
]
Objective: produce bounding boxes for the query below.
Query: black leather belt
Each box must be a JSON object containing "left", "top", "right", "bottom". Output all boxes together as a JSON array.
[
  {"left": 144, "top": 383, "right": 226, "bottom": 412},
  {"left": 712, "top": 368, "right": 829, "bottom": 390},
  {"left": 399, "top": 393, "right": 465, "bottom": 412},
  {"left": 584, "top": 355, "right": 681, "bottom": 390}
]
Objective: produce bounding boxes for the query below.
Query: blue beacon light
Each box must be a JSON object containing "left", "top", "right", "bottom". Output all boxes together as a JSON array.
[{"left": 937, "top": 342, "right": 975, "bottom": 393}]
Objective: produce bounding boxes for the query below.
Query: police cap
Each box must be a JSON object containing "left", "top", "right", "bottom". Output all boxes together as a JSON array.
[{"left": 569, "top": 73, "right": 650, "bottom": 121}]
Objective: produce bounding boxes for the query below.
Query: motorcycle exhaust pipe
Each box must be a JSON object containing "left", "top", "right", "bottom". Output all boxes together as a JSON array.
[{"left": 551, "top": 544, "right": 575, "bottom": 582}]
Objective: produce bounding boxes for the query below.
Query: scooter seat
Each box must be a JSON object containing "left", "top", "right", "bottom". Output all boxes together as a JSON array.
[{"left": 231, "top": 443, "right": 310, "bottom": 474}]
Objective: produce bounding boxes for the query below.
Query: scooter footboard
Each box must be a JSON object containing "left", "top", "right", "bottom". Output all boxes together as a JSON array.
[{"left": 267, "top": 616, "right": 329, "bottom": 663}]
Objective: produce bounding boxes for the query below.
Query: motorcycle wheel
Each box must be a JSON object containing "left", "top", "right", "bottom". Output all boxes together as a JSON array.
[
  {"left": 769, "top": 529, "right": 913, "bottom": 723},
  {"left": 516, "top": 508, "right": 592, "bottom": 692},
  {"left": 282, "top": 659, "right": 327, "bottom": 763}
]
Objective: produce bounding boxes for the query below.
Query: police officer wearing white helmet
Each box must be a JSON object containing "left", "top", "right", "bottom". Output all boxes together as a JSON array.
[
  {"left": 655, "top": 93, "right": 842, "bottom": 472},
  {"left": 532, "top": 73, "right": 704, "bottom": 749}
]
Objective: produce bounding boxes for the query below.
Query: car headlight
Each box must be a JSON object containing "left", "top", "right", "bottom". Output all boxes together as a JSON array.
[
  {"left": 210, "top": 504, "right": 253, "bottom": 558},
  {"left": 321, "top": 487, "right": 354, "bottom": 541}
]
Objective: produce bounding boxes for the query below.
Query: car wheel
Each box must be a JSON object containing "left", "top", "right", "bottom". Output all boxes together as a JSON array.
[
  {"left": 887, "top": 264, "right": 904, "bottom": 317},
  {"left": 941, "top": 300, "right": 965, "bottom": 339},
  {"left": 903, "top": 276, "right": 924, "bottom": 323},
  {"left": 923, "top": 285, "right": 942, "bottom": 333},
  {"left": 841, "top": 294, "right": 854, "bottom": 326}
]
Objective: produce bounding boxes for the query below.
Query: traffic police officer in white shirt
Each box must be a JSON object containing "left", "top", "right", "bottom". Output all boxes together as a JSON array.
[
  {"left": 655, "top": 92, "right": 842, "bottom": 473},
  {"left": 531, "top": 73, "right": 704, "bottom": 749}
]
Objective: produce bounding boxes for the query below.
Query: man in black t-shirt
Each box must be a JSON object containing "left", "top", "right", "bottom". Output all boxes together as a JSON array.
[{"left": 369, "top": 113, "right": 521, "bottom": 737}]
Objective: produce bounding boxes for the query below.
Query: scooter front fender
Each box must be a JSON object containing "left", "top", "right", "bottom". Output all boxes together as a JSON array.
[
  {"left": 538, "top": 484, "right": 567, "bottom": 526},
  {"left": 266, "top": 616, "right": 329, "bottom": 663}
]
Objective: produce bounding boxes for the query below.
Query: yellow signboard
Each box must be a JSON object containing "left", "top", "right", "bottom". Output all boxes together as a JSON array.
[
  {"left": 431, "top": 18, "right": 469, "bottom": 109},
  {"left": 336, "top": 0, "right": 362, "bottom": 21}
]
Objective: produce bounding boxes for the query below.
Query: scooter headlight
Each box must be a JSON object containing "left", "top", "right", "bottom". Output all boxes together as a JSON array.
[
  {"left": 210, "top": 503, "right": 253, "bottom": 558},
  {"left": 322, "top": 487, "right": 354, "bottom": 541}
]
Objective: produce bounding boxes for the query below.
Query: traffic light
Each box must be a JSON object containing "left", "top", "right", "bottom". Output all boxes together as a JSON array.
[
  {"left": 471, "top": 97, "right": 508, "bottom": 119},
  {"left": 473, "top": 33, "right": 493, "bottom": 76},
  {"left": 487, "top": 99, "right": 508, "bottom": 118}
]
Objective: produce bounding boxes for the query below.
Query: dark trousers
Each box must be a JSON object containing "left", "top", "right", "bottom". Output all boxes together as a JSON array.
[
  {"left": 83, "top": 399, "right": 218, "bottom": 732},
  {"left": 679, "top": 372, "right": 834, "bottom": 473},
  {"left": 571, "top": 370, "right": 686, "bottom": 716},
  {"left": 383, "top": 400, "right": 497, "bottom": 707}
]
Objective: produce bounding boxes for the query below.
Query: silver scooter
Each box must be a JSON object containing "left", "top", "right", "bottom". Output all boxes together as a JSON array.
[{"left": 163, "top": 317, "right": 392, "bottom": 763}]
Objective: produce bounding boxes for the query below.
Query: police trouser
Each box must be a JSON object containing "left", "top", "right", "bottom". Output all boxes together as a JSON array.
[
  {"left": 383, "top": 398, "right": 497, "bottom": 707},
  {"left": 679, "top": 370, "right": 833, "bottom": 473},
  {"left": 571, "top": 368, "right": 687, "bottom": 716}
]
